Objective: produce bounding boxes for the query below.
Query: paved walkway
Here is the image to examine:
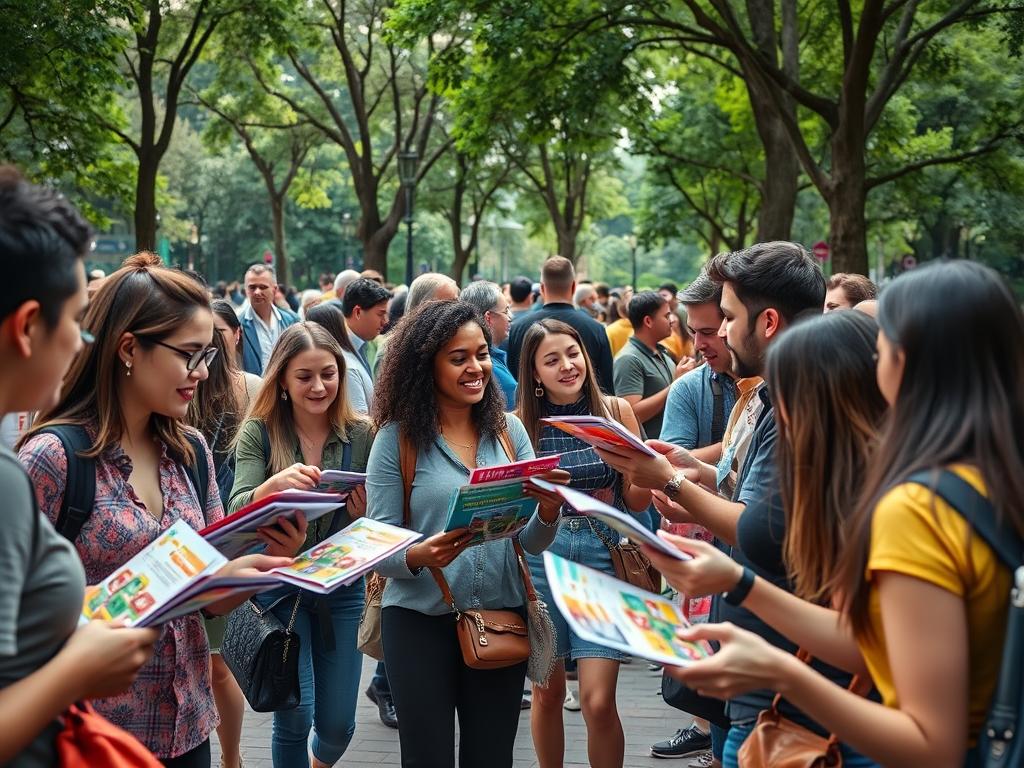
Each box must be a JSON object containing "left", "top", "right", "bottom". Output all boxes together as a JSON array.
[{"left": 213, "top": 655, "right": 696, "bottom": 767}]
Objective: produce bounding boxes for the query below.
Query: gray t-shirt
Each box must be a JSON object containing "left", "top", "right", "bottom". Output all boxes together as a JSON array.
[{"left": 0, "top": 445, "right": 86, "bottom": 767}]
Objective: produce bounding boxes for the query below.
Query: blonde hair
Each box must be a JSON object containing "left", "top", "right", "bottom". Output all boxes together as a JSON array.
[{"left": 242, "top": 322, "right": 365, "bottom": 474}]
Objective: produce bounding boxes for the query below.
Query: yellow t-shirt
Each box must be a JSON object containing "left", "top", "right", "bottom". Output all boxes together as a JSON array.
[
  {"left": 606, "top": 318, "right": 634, "bottom": 358},
  {"left": 860, "top": 465, "right": 1010, "bottom": 741}
]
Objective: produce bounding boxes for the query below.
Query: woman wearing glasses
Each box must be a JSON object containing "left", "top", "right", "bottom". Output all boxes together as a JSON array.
[{"left": 19, "top": 253, "right": 303, "bottom": 768}]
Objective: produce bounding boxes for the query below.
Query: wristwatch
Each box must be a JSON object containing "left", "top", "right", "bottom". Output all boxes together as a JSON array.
[
  {"left": 662, "top": 470, "right": 688, "bottom": 499},
  {"left": 723, "top": 566, "right": 756, "bottom": 606}
]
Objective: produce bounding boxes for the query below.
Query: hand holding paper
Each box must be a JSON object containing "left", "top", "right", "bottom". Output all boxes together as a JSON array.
[{"left": 642, "top": 531, "right": 743, "bottom": 598}]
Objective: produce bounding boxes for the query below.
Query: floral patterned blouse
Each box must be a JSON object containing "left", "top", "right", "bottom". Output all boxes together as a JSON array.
[{"left": 19, "top": 424, "right": 223, "bottom": 759}]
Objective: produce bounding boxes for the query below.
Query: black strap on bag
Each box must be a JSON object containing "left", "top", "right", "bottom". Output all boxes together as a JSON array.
[
  {"left": 905, "top": 469, "right": 1024, "bottom": 768},
  {"left": 709, "top": 375, "right": 725, "bottom": 444},
  {"left": 41, "top": 425, "right": 210, "bottom": 542}
]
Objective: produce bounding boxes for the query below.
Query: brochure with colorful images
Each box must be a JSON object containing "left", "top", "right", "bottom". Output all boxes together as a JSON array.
[
  {"left": 529, "top": 479, "right": 691, "bottom": 562},
  {"left": 268, "top": 517, "right": 423, "bottom": 594},
  {"left": 80, "top": 521, "right": 279, "bottom": 628},
  {"left": 316, "top": 470, "right": 367, "bottom": 495},
  {"left": 443, "top": 455, "right": 562, "bottom": 545},
  {"left": 542, "top": 552, "right": 714, "bottom": 667},
  {"left": 540, "top": 415, "right": 658, "bottom": 457},
  {"left": 200, "top": 489, "right": 348, "bottom": 558}
]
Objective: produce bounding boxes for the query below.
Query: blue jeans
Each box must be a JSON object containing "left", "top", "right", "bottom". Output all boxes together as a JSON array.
[
  {"left": 722, "top": 721, "right": 881, "bottom": 768},
  {"left": 255, "top": 581, "right": 365, "bottom": 767}
]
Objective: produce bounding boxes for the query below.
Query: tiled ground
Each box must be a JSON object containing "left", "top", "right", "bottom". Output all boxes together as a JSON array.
[{"left": 212, "top": 654, "right": 695, "bottom": 767}]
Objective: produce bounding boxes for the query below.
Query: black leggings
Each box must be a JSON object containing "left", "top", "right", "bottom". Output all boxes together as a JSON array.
[
  {"left": 382, "top": 606, "right": 527, "bottom": 768},
  {"left": 161, "top": 739, "right": 210, "bottom": 768}
]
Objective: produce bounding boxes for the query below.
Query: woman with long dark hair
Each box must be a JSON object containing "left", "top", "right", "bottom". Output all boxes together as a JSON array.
[
  {"left": 516, "top": 318, "right": 650, "bottom": 768},
  {"left": 655, "top": 261, "right": 1024, "bottom": 768},
  {"left": 367, "top": 300, "right": 567, "bottom": 767}
]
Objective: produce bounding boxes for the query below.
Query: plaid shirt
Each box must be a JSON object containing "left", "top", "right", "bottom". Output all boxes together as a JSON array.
[{"left": 20, "top": 426, "right": 223, "bottom": 759}]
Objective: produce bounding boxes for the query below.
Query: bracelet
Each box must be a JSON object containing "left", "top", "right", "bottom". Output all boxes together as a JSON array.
[
  {"left": 723, "top": 566, "right": 755, "bottom": 606},
  {"left": 536, "top": 506, "right": 561, "bottom": 528},
  {"left": 663, "top": 470, "right": 687, "bottom": 499}
]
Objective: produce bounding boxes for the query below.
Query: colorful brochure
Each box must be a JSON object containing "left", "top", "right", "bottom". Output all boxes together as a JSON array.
[
  {"left": 442, "top": 455, "right": 562, "bottom": 545},
  {"left": 268, "top": 517, "right": 422, "bottom": 594},
  {"left": 80, "top": 521, "right": 279, "bottom": 628},
  {"left": 541, "top": 415, "right": 657, "bottom": 457},
  {"left": 542, "top": 553, "right": 714, "bottom": 667},
  {"left": 530, "top": 479, "right": 690, "bottom": 561},
  {"left": 316, "top": 470, "right": 366, "bottom": 495},
  {"left": 200, "top": 489, "right": 347, "bottom": 558}
]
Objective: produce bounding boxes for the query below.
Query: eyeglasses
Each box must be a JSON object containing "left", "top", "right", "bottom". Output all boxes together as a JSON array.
[
  {"left": 489, "top": 305, "right": 513, "bottom": 320},
  {"left": 137, "top": 336, "right": 218, "bottom": 372}
]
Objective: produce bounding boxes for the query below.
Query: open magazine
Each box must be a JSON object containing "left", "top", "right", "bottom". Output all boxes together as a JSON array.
[
  {"left": 541, "top": 415, "right": 657, "bottom": 457},
  {"left": 316, "top": 470, "right": 366, "bottom": 495},
  {"left": 542, "top": 553, "right": 713, "bottom": 667},
  {"left": 200, "top": 489, "right": 348, "bottom": 558},
  {"left": 442, "top": 455, "right": 561, "bottom": 545},
  {"left": 530, "top": 479, "right": 690, "bottom": 561}
]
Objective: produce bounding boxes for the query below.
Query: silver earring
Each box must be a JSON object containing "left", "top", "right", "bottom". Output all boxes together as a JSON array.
[
  {"left": 125, "top": 361, "right": 132, "bottom": 377},
  {"left": 534, "top": 383, "right": 544, "bottom": 398},
  {"left": 281, "top": 390, "right": 288, "bottom": 401}
]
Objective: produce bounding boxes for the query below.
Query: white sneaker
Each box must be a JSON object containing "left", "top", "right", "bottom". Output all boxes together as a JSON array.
[{"left": 563, "top": 688, "right": 581, "bottom": 711}]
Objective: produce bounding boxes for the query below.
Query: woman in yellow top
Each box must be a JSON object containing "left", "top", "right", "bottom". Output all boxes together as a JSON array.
[
  {"left": 644, "top": 260, "right": 1023, "bottom": 768},
  {"left": 605, "top": 292, "right": 633, "bottom": 357}
]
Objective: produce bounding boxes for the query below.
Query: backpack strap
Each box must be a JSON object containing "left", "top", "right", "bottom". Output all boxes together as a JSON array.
[
  {"left": 258, "top": 420, "right": 272, "bottom": 472},
  {"left": 905, "top": 469, "right": 1024, "bottom": 569},
  {"left": 36, "top": 425, "right": 95, "bottom": 543},
  {"left": 183, "top": 432, "right": 210, "bottom": 518},
  {"left": 398, "top": 432, "right": 416, "bottom": 528},
  {"left": 710, "top": 375, "right": 726, "bottom": 444}
]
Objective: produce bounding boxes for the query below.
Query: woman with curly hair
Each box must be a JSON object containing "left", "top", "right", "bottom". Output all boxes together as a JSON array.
[{"left": 366, "top": 300, "right": 568, "bottom": 768}]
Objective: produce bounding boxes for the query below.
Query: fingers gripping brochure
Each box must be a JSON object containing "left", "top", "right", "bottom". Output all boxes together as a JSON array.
[
  {"left": 442, "top": 455, "right": 561, "bottom": 545},
  {"left": 530, "top": 479, "right": 690, "bottom": 561},
  {"left": 540, "top": 415, "right": 658, "bottom": 457},
  {"left": 542, "top": 553, "right": 713, "bottom": 667}
]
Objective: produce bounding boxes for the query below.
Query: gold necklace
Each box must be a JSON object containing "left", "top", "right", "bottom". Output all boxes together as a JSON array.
[{"left": 442, "top": 432, "right": 476, "bottom": 450}]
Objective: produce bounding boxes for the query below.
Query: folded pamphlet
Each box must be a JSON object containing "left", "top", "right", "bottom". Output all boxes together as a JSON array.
[
  {"left": 442, "top": 455, "right": 561, "bottom": 545},
  {"left": 316, "top": 470, "right": 366, "bottom": 495},
  {"left": 529, "top": 479, "right": 690, "bottom": 561},
  {"left": 542, "top": 552, "right": 713, "bottom": 667},
  {"left": 541, "top": 415, "right": 657, "bottom": 457},
  {"left": 200, "top": 489, "right": 347, "bottom": 558}
]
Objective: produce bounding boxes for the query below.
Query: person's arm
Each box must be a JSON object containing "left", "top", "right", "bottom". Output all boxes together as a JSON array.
[
  {"left": 504, "top": 415, "right": 563, "bottom": 554},
  {"left": 674, "top": 572, "right": 971, "bottom": 768},
  {"left": 613, "top": 353, "right": 668, "bottom": 425},
  {"left": 345, "top": 363, "right": 369, "bottom": 414},
  {"left": 659, "top": 372, "right": 700, "bottom": 451},
  {"left": 620, "top": 387, "right": 671, "bottom": 425},
  {"left": 690, "top": 443, "right": 722, "bottom": 465},
  {"left": 365, "top": 425, "right": 427, "bottom": 579},
  {"left": 228, "top": 420, "right": 321, "bottom": 513}
]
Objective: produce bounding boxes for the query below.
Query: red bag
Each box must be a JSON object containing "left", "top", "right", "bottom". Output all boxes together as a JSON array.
[{"left": 57, "top": 701, "right": 162, "bottom": 767}]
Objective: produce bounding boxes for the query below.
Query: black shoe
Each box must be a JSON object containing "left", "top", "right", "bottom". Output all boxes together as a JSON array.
[
  {"left": 365, "top": 684, "right": 398, "bottom": 729},
  {"left": 650, "top": 724, "right": 712, "bottom": 759}
]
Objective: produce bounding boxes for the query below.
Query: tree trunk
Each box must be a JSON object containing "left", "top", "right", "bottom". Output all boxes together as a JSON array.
[
  {"left": 364, "top": 224, "right": 397, "bottom": 278},
  {"left": 270, "top": 195, "right": 289, "bottom": 286},
  {"left": 134, "top": 154, "right": 158, "bottom": 252},
  {"left": 450, "top": 247, "right": 471, "bottom": 285},
  {"left": 826, "top": 139, "right": 869, "bottom": 275},
  {"left": 556, "top": 227, "right": 578, "bottom": 265}
]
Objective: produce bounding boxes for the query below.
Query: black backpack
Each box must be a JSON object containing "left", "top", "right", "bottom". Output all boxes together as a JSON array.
[
  {"left": 905, "top": 470, "right": 1024, "bottom": 768},
  {"left": 39, "top": 424, "right": 210, "bottom": 542}
]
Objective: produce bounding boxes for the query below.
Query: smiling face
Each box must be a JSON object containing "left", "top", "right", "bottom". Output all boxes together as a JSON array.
[
  {"left": 533, "top": 332, "right": 587, "bottom": 404},
  {"left": 124, "top": 308, "right": 214, "bottom": 420},
  {"left": 685, "top": 301, "right": 731, "bottom": 374},
  {"left": 280, "top": 347, "right": 340, "bottom": 417},
  {"left": 433, "top": 322, "right": 492, "bottom": 408}
]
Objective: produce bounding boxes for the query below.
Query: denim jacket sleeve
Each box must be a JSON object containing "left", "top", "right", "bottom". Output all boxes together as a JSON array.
[{"left": 661, "top": 367, "right": 703, "bottom": 450}]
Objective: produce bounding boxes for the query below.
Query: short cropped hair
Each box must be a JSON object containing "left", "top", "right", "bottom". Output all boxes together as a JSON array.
[
  {"left": 679, "top": 271, "right": 723, "bottom": 307},
  {"left": 659, "top": 282, "right": 678, "bottom": 296},
  {"left": 541, "top": 256, "right": 575, "bottom": 293},
  {"left": 707, "top": 241, "right": 825, "bottom": 326},
  {"left": 509, "top": 276, "right": 533, "bottom": 303},
  {"left": 0, "top": 166, "right": 91, "bottom": 327},
  {"left": 342, "top": 278, "right": 391, "bottom": 317},
  {"left": 827, "top": 273, "right": 877, "bottom": 304},
  {"left": 627, "top": 290, "right": 667, "bottom": 329}
]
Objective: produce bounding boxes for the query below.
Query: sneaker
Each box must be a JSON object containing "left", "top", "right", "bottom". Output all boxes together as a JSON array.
[
  {"left": 563, "top": 689, "right": 581, "bottom": 711},
  {"left": 650, "top": 724, "right": 712, "bottom": 759},
  {"left": 686, "top": 751, "right": 714, "bottom": 767},
  {"left": 648, "top": 662, "right": 663, "bottom": 673},
  {"left": 521, "top": 689, "right": 532, "bottom": 710}
]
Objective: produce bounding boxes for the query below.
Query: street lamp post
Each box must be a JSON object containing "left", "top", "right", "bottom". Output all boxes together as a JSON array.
[
  {"left": 625, "top": 234, "right": 638, "bottom": 290},
  {"left": 341, "top": 211, "right": 354, "bottom": 269},
  {"left": 398, "top": 150, "right": 420, "bottom": 286}
]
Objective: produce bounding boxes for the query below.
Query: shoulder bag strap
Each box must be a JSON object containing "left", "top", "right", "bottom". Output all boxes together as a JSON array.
[
  {"left": 398, "top": 432, "right": 416, "bottom": 529},
  {"left": 183, "top": 433, "right": 210, "bottom": 519},
  {"left": 38, "top": 425, "right": 95, "bottom": 543},
  {"left": 709, "top": 375, "right": 725, "bottom": 444}
]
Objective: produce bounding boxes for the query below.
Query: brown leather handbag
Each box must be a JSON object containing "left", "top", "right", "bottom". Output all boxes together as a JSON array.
[{"left": 738, "top": 651, "right": 869, "bottom": 768}]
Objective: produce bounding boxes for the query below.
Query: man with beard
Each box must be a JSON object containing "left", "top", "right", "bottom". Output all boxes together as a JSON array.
[{"left": 596, "top": 242, "right": 830, "bottom": 768}]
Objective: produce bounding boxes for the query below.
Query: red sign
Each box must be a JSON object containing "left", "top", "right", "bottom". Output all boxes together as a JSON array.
[{"left": 812, "top": 241, "right": 829, "bottom": 261}]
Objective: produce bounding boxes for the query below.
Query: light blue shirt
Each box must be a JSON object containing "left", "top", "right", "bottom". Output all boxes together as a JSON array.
[
  {"left": 366, "top": 414, "right": 558, "bottom": 615},
  {"left": 661, "top": 364, "right": 737, "bottom": 450}
]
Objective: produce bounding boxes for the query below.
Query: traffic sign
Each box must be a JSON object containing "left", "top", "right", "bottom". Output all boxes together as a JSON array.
[{"left": 812, "top": 241, "right": 829, "bottom": 261}]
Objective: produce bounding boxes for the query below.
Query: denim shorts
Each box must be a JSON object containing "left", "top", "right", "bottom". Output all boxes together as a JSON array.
[{"left": 528, "top": 517, "right": 628, "bottom": 662}]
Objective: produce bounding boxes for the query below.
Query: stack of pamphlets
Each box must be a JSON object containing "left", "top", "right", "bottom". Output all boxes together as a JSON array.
[
  {"left": 442, "top": 455, "right": 561, "bottom": 545},
  {"left": 81, "top": 517, "right": 421, "bottom": 627},
  {"left": 542, "top": 552, "right": 713, "bottom": 666},
  {"left": 540, "top": 415, "right": 658, "bottom": 457},
  {"left": 530, "top": 479, "right": 690, "bottom": 561},
  {"left": 200, "top": 489, "right": 347, "bottom": 558}
]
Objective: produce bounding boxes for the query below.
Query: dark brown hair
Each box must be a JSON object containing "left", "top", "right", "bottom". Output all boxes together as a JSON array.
[
  {"left": 766, "top": 311, "right": 887, "bottom": 603},
  {"left": 514, "top": 319, "right": 612, "bottom": 449},
  {"left": 541, "top": 256, "right": 575, "bottom": 293}
]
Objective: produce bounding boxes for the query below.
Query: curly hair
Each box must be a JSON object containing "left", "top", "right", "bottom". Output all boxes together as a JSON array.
[{"left": 373, "top": 300, "right": 506, "bottom": 451}]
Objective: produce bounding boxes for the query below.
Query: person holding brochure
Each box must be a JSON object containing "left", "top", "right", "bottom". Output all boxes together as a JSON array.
[
  {"left": 19, "top": 253, "right": 300, "bottom": 768},
  {"left": 228, "top": 321, "right": 374, "bottom": 768},
  {"left": 515, "top": 318, "right": 651, "bottom": 768},
  {"left": 0, "top": 168, "right": 162, "bottom": 767},
  {"left": 367, "top": 300, "right": 566, "bottom": 768}
]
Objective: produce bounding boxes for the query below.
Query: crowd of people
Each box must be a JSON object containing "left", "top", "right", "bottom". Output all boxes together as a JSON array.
[{"left": 1, "top": 163, "right": 1021, "bottom": 768}]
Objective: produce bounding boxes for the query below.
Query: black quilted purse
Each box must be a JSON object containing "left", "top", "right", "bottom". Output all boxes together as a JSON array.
[{"left": 221, "top": 594, "right": 302, "bottom": 712}]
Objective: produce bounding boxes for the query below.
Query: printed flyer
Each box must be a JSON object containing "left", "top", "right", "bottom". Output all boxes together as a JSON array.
[
  {"left": 542, "top": 552, "right": 713, "bottom": 667},
  {"left": 316, "top": 470, "right": 367, "bottom": 495},
  {"left": 540, "top": 416, "right": 657, "bottom": 457}
]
